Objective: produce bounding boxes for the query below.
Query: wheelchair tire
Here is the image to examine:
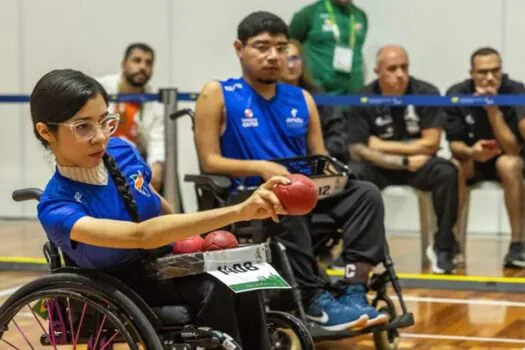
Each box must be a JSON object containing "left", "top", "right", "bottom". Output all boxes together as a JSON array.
[
  {"left": 372, "top": 305, "right": 400, "bottom": 350},
  {"left": 0, "top": 273, "right": 164, "bottom": 350},
  {"left": 266, "top": 310, "right": 314, "bottom": 350}
]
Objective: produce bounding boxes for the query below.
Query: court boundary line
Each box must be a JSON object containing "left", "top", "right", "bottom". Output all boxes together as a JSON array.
[
  {"left": 401, "top": 332, "right": 525, "bottom": 344},
  {"left": 392, "top": 295, "right": 525, "bottom": 308}
]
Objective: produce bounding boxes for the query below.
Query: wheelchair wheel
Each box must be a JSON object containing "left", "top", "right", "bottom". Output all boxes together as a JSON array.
[
  {"left": 266, "top": 310, "right": 314, "bottom": 350},
  {"left": 372, "top": 297, "right": 400, "bottom": 350},
  {"left": 0, "top": 273, "right": 163, "bottom": 349}
]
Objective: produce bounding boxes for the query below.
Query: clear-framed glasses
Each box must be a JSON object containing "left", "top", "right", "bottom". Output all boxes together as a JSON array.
[
  {"left": 287, "top": 55, "right": 303, "bottom": 65},
  {"left": 246, "top": 42, "right": 289, "bottom": 56},
  {"left": 47, "top": 113, "right": 120, "bottom": 141}
]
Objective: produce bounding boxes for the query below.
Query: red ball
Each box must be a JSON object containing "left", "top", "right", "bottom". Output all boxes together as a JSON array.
[
  {"left": 173, "top": 235, "right": 204, "bottom": 254},
  {"left": 272, "top": 174, "right": 318, "bottom": 215},
  {"left": 202, "top": 230, "right": 239, "bottom": 251}
]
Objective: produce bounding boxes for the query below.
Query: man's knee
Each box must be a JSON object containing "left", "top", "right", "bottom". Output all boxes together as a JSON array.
[
  {"left": 431, "top": 159, "right": 458, "bottom": 184},
  {"left": 496, "top": 155, "right": 524, "bottom": 180},
  {"left": 352, "top": 180, "right": 384, "bottom": 208}
]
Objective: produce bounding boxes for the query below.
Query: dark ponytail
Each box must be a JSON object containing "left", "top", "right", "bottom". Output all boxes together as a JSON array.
[{"left": 103, "top": 153, "right": 140, "bottom": 223}]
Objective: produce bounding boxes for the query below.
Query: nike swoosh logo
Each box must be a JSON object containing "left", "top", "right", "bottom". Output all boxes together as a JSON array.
[{"left": 306, "top": 311, "right": 329, "bottom": 324}]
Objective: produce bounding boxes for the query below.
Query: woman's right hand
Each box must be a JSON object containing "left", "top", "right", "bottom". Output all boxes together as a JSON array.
[{"left": 237, "top": 176, "right": 290, "bottom": 222}]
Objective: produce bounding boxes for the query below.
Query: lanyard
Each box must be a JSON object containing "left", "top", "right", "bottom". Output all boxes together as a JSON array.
[{"left": 324, "top": 0, "right": 356, "bottom": 48}]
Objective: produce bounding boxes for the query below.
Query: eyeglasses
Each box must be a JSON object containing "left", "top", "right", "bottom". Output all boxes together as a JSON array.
[
  {"left": 47, "top": 113, "right": 120, "bottom": 141},
  {"left": 287, "top": 55, "right": 303, "bottom": 65},
  {"left": 473, "top": 66, "right": 502, "bottom": 77},
  {"left": 246, "top": 42, "right": 289, "bottom": 56}
]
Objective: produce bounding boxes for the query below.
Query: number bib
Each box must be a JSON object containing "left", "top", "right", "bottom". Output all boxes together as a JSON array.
[{"left": 313, "top": 175, "right": 348, "bottom": 199}]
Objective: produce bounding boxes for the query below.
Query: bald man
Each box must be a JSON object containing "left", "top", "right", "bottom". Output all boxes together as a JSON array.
[{"left": 345, "top": 45, "right": 459, "bottom": 274}]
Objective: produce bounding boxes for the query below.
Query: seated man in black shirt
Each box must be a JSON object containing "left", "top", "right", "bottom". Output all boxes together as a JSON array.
[
  {"left": 345, "top": 45, "right": 459, "bottom": 274},
  {"left": 444, "top": 47, "right": 525, "bottom": 268}
]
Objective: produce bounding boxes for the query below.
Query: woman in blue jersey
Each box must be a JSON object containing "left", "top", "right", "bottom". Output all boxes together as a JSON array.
[{"left": 31, "top": 69, "right": 290, "bottom": 349}]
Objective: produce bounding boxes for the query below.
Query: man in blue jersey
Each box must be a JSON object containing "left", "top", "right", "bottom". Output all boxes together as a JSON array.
[{"left": 194, "top": 11, "right": 388, "bottom": 331}]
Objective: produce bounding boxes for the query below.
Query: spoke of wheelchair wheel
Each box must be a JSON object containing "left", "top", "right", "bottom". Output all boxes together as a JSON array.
[
  {"left": 100, "top": 329, "right": 121, "bottom": 350},
  {"left": 73, "top": 303, "right": 88, "bottom": 346},
  {"left": 1, "top": 338, "right": 20, "bottom": 350},
  {"left": 47, "top": 299, "right": 58, "bottom": 349},
  {"left": 93, "top": 314, "right": 108, "bottom": 349},
  {"left": 27, "top": 304, "right": 48, "bottom": 338},
  {"left": 12, "top": 319, "right": 35, "bottom": 350},
  {"left": 66, "top": 297, "right": 77, "bottom": 349}
]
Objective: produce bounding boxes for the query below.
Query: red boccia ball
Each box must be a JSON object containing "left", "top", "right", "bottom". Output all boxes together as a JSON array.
[
  {"left": 272, "top": 174, "right": 318, "bottom": 215},
  {"left": 202, "top": 230, "right": 239, "bottom": 251}
]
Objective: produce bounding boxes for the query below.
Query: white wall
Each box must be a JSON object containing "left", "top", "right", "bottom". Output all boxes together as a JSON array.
[{"left": 0, "top": 0, "right": 521, "bottom": 235}]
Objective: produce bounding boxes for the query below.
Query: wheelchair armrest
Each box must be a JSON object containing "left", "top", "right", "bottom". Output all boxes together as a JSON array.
[
  {"left": 12, "top": 188, "right": 43, "bottom": 202},
  {"left": 184, "top": 174, "right": 232, "bottom": 192}
]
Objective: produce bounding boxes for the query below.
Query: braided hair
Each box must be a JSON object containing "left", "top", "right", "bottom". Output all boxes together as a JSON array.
[{"left": 103, "top": 153, "right": 140, "bottom": 223}]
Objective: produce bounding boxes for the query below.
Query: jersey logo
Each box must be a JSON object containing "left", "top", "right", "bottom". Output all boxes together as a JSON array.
[
  {"left": 130, "top": 170, "right": 150, "bottom": 197},
  {"left": 224, "top": 83, "right": 243, "bottom": 92},
  {"left": 375, "top": 115, "right": 392, "bottom": 127},
  {"left": 242, "top": 108, "right": 259, "bottom": 128},
  {"left": 286, "top": 108, "right": 305, "bottom": 128},
  {"left": 74, "top": 192, "right": 82, "bottom": 203},
  {"left": 404, "top": 105, "right": 421, "bottom": 134}
]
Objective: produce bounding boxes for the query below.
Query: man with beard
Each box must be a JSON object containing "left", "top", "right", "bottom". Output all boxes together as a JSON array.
[
  {"left": 194, "top": 11, "right": 389, "bottom": 331},
  {"left": 444, "top": 47, "right": 525, "bottom": 268},
  {"left": 97, "top": 43, "right": 165, "bottom": 192}
]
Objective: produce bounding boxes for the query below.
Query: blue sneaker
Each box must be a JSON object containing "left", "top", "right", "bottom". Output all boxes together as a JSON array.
[
  {"left": 337, "top": 285, "right": 388, "bottom": 328},
  {"left": 305, "top": 291, "right": 368, "bottom": 331}
]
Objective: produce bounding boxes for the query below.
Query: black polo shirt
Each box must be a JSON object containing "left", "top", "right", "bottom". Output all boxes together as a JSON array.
[
  {"left": 444, "top": 75, "right": 525, "bottom": 146},
  {"left": 346, "top": 77, "right": 444, "bottom": 145}
]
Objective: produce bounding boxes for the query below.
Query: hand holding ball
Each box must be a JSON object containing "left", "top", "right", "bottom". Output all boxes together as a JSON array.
[{"left": 272, "top": 174, "right": 318, "bottom": 215}]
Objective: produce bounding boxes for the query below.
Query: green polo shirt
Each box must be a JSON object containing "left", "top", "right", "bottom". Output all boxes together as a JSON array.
[{"left": 290, "top": 0, "right": 368, "bottom": 95}]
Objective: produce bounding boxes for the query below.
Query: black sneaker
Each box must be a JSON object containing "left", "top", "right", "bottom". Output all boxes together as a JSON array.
[
  {"left": 504, "top": 242, "right": 525, "bottom": 268},
  {"left": 426, "top": 246, "right": 457, "bottom": 274},
  {"left": 453, "top": 240, "right": 464, "bottom": 265}
]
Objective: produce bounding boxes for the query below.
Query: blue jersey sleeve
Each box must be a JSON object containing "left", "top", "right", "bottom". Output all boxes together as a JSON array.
[
  {"left": 111, "top": 137, "right": 152, "bottom": 184},
  {"left": 37, "top": 197, "right": 88, "bottom": 250}
]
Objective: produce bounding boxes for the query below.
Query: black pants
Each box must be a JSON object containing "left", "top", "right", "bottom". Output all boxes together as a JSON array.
[
  {"left": 348, "top": 157, "right": 458, "bottom": 252},
  {"left": 108, "top": 258, "right": 271, "bottom": 350},
  {"left": 266, "top": 179, "right": 386, "bottom": 305}
]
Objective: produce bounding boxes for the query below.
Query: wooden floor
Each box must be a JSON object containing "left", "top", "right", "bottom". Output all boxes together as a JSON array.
[{"left": 1, "top": 219, "right": 525, "bottom": 348}]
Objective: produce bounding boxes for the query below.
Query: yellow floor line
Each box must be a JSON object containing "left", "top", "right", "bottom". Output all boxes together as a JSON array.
[
  {"left": 2, "top": 257, "right": 525, "bottom": 284},
  {"left": 0, "top": 256, "right": 47, "bottom": 264},
  {"left": 326, "top": 269, "right": 525, "bottom": 284}
]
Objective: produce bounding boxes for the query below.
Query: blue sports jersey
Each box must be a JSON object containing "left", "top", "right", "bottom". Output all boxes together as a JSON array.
[
  {"left": 37, "top": 138, "right": 161, "bottom": 270},
  {"left": 219, "top": 77, "right": 310, "bottom": 187}
]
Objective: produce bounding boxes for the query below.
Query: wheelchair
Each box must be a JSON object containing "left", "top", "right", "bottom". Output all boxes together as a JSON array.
[
  {"left": 0, "top": 188, "right": 315, "bottom": 349},
  {"left": 185, "top": 153, "right": 415, "bottom": 350}
]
